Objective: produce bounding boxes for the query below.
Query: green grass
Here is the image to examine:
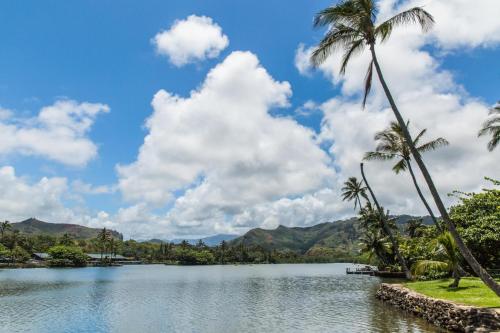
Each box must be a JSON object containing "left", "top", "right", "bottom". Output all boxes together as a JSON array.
[{"left": 404, "top": 277, "right": 500, "bottom": 308}]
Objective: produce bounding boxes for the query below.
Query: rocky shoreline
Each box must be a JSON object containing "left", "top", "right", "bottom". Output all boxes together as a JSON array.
[{"left": 376, "top": 283, "right": 500, "bottom": 332}]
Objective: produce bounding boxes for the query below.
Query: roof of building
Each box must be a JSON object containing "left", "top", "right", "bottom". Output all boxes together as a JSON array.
[
  {"left": 33, "top": 252, "right": 51, "bottom": 259},
  {"left": 86, "top": 253, "right": 128, "bottom": 260},
  {"left": 32, "top": 252, "right": 130, "bottom": 260}
]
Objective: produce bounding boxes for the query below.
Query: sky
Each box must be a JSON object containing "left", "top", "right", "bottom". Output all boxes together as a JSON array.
[{"left": 0, "top": 0, "right": 498, "bottom": 240}]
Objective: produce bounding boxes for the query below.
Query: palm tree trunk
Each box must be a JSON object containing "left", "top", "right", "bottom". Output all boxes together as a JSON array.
[
  {"left": 406, "top": 160, "right": 442, "bottom": 232},
  {"left": 360, "top": 163, "right": 412, "bottom": 279},
  {"left": 369, "top": 43, "right": 500, "bottom": 296},
  {"left": 449, "top": 266, "right": 461, "bottom": 288}
]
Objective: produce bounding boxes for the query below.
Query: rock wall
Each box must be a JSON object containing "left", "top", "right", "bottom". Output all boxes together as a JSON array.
[{"left": 376, "top": 283, "right": 500, "bottom": 332}]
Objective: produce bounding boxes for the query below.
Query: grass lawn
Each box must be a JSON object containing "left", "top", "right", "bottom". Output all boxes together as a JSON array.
[{"left": 404, "top": 277, "right": 500, "bottom": 308}]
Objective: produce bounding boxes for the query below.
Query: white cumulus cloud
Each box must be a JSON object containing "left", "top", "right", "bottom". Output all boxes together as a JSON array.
[
  {"left": 117, "top": 50, "right": 334, "bottom": 235},
  {"left": 153, "top": 15, "right": 229, "bottom": 66},
  {"left": 0, "top": 100, "right": 109, "bottom": 166}
]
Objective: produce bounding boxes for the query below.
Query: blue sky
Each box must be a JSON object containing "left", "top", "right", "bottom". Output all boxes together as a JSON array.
[{"left": 0, "top": 0, "right": 498, "bottom": 239}]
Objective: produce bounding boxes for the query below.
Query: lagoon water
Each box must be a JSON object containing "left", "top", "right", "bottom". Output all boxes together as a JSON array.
[{"left": 0, "top": 264, "right": 439, "bottom": 333}]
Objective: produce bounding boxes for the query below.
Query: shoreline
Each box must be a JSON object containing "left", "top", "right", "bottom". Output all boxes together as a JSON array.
[{"left": 376, "top": 283, "right": 500, "bottom": 332}]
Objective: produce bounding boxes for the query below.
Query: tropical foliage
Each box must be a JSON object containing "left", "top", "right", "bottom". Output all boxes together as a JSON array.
[
  {"left": 311, "top": 0, "right": 499, "bottom": 295},
  {"left": 413, "top": 232, "right": 462, "bottom": 288},
  {"left": 364, "top": 121, "right": 447, "bottom": 227},
  {"left": 478, "top": 102, "right": 500, "bottom": 151},
  {"left": 47, "top": 245, "right": 88, "bottom": 267},
  {"left": 449, "top": 179, "right": 500, "bottom": 269}
]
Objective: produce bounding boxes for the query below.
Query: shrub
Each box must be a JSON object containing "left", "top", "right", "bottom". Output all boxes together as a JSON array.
[{"left": 48, "top": 245, "right": 88, "bottom": 267}]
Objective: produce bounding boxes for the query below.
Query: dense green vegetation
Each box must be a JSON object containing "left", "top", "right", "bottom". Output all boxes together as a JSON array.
[
  {"left": 404, "top": 278, "right": 500, "bottom": 308},
  {"left": 343, "top": 177, "right": 500, "bottom": 290}
]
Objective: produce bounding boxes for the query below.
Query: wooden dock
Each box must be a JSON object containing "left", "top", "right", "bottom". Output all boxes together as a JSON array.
[{"left": 346, "top": 267, "right": 375, "bottom": 276}]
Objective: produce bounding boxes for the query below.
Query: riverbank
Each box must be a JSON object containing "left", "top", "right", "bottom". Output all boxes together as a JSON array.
[
  {"left": 405, "top": 278, "right": 500, "bottom": 308},
  {"left": 376, "top": 283, "right": 500, "bottom": 332}
]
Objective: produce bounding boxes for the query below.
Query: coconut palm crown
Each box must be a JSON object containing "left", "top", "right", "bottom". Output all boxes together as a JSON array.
[
  {"left": 364, "top": 121, "right": 448, "bottom": 174},
  {"left": 341, "top": 176, "right": 369, "bottom": 210},
  {"left": 478, "top": 102, "right": 500, "bottom": 151},
  {"left": 311, "top": 0, "right": 434, "bottom": 107}
]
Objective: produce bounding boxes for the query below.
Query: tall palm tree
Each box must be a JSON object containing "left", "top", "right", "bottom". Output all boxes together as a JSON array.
[
  {"left": 341, "top": 177, "right": 369, "bottom": 210},
  {"left": 360, "top": 163, "right": 411, "bottom": 279},
  {"left": 364, "top": 121, "right": 448, "bottom": 229},
  {"left": 413, "top": 232, "right": 462, "bottom": 288},
  {"left": 311, "top": 0, "right": 499, "bottom": 295},
  {"left": 478, "top": 102, "right": 500, "bottom": 151},
  {"left": 97, "top": 228, "right": 111, "bottom": 260},
  {"left": 359, "top": 228, "right": 392, "bottom": 266},
  {"left": 0, "top": 221, "right": 11, "bottom": 241}
]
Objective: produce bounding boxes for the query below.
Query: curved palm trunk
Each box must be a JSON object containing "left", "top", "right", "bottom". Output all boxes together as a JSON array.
[
  {"left": 360, "top": 163, "right": 412, "bottom": 279},
  {"left": 369, "top": 43, "right": 500, "bottom": 296},
  {"left": 406, "top": 160, "right": 442, "bottom": 232}
]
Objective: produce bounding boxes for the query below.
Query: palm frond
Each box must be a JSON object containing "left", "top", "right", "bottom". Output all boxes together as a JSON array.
[
  {"left": 375, "top": 7, "right": 434, "bottom": 42},
  {"left": 362, "top": 59, "right": 373, "bottom": 108},
  {"left": 417, "top": 137, "right": 449, "bottom": 153},
  {"left": 310, "top": 26, "right": 359, "bottom": 67},
  {"left": 486, "top": 132, "right": 500, "bottom": 151},
  {"left": 413, "top": 128, "right": 427, "bottom": 146},
  {"left": 413, "top": 260, "right": 450, "bottom": 276},
  {"left": 478, "top": 107, "right": 500, "bottom": 151},
  {"left": 340, "top": 38, "right": 365, "bottom": 75},
  {"left": 363, "top": 151, "right": 395, "bottom": 161},
  {"left": 392, "top": 158, "right": 407, "bottom": 174},
  {"left": 436, "top": 232, "right": 459, "bottom": 263},
  {"left": 313, "top": 1, "right": 362, "bottom": 28}
]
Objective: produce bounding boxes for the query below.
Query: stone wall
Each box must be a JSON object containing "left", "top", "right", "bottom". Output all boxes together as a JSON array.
[{"left": 376, "top": 283, "right": 500, "bottom": 332}]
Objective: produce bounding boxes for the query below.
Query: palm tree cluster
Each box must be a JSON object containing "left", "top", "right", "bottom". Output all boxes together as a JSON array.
[
  {"left": 312, "top": 0, "right": 500, "bottom": 295},
  {"left": 94, "top": 228, "right": 118, "bottom": 262}
]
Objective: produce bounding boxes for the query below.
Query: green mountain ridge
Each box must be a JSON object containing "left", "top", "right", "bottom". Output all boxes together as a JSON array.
[
  {"left": 11, "top": 218, "right": 123, "bottom": 240},
  {"left": 231, "top": 215, "right": 432, "bottom": 256}
]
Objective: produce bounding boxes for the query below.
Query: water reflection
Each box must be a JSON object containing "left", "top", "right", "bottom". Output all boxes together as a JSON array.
[{"left": 0, "top": 264, "right": 439, "bottom": 333}]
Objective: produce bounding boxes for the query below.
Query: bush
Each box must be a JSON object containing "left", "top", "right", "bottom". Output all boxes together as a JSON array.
[
  {"left": 48, "top": 245, "right": 88, "bottom": 267},
  {"left": 11, "top": 246, "right": 30, "bottom": 263},
  {"left": 449, "top": 183, "right": 500, "bottom": 269}
]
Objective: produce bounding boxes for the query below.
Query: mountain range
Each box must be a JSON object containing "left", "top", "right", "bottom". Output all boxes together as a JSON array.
[
  {"left": 9, "top": 215, "right": 431, "bottom": 252},
  {"left": 11, "top": 218, "right": 123, "bottom": 240},
  {"left": 149, "top": 234, "right": 239, "bottom": 246},
  {"left": 230, "top": 215, "right": 432, "bottom": 256}
]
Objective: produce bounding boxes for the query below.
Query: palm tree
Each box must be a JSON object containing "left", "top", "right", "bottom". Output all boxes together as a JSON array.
[
  {"left": 364, "top": 121, "right": 448, "bottom": 229},
  {"left": 97, "top": 228, "right": 111, "bottom": 261},
  {"left": 311, "top": 0, "right": 499, "bottom": 295},
  {"left": 359, "top": 228, "right": 392, "bottom": 266},
  {"left": 0, "top": 221, "right": 11, "bottom": 241},
  {"left": 360, "top": 163, "right": 411, "bottom": 279},
  {"left": 413, "top": 232, "right": 462, "bottom": 288},
  {"left": 478, "top": 102, "right": 500, "bottom": 151},
  {"left": 59, "top": 233, "right": 74, "bottom": 246},
  {"left": 405, "top": 218, "right": 425, "bottom": 238},
  {"left": 341, "top": 177, "right": 369, "bottom": 210},
  {"left": 220, "top": 240, "right": 227, "bottom": 264}
]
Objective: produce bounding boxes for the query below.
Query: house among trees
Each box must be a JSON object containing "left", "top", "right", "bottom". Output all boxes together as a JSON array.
[{"left": 31, "top": 252, "right": 140, "bottom": 265}]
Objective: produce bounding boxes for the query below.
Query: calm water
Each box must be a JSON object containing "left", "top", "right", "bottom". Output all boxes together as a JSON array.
[{"left": 0, "top": 264, "right": 439, "bottom": 333}]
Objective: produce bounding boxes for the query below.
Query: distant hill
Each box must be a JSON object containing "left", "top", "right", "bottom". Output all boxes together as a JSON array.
[
  {"left": 11, "top": 218, "right": 122, "bottom": 240},
  {"left": 231, "top": 215, "right": 432, "bottom": 256},
  {"left": 151, "top": 234, "right": 239, "bottom": 246}
]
